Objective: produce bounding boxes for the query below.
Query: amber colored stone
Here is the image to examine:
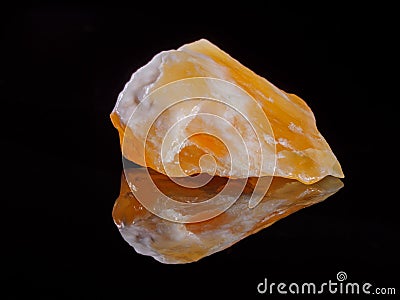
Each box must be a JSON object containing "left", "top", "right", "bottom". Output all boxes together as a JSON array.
[
  {"left": 112, "top": 167, "right": 343, "bottom": 264},
  {"left": 111, "top": 39, "right": 344, "bottom": 184}
]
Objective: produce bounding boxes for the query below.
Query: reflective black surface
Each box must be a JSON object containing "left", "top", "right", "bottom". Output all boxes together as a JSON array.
[{"left": 2, "top": 2, "right": 398, "bottom": 298}]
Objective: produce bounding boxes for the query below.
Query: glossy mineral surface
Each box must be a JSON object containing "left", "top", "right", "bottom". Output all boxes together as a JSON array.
[
  {"left": 111, "top": 39, "right": 344, "bottom": 184},
  {"left": 112, "top": 167, "right": 343, "bottom": 263}
]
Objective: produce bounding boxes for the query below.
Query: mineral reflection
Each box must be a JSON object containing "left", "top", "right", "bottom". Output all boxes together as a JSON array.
[{"left": 112, "top": 167, "right": 343, "bottom": 264}]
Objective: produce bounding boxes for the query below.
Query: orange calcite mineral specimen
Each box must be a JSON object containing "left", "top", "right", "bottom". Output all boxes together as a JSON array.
[
  {"left": 111, "top": 39, "right": 344, "bottom": 184},
  {"left": 110, "top": 40, "right": 345, "bottom": 263},
  {"left": 113, "top": 167, "right": 343, "bottom": 263}
]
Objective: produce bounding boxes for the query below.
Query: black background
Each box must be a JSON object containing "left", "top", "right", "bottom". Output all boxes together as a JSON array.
[{"left": 2, "top": 2, "right": 398, "bottom": 298}]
